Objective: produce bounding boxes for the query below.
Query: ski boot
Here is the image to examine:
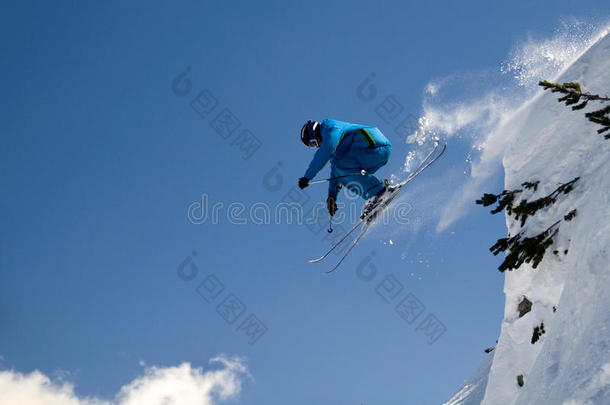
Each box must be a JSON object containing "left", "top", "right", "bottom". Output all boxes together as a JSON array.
[{"left": 360, "top": 179, "right": 395, "bottom": 221}]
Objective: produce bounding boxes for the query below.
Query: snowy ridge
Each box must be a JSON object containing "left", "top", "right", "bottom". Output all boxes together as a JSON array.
[
  {"left": 444, "top": 353, "right": 494, "bottom": 405},
  {"left": 446, "top": 31, "right": 610, "bottom": 405}
]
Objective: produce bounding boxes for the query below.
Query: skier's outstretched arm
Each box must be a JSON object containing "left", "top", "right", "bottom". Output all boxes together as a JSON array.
[{"left": 303, "top": 140, "right": 334, "bottom": 181}]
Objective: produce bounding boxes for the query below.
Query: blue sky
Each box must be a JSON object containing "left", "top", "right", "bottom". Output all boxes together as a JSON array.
[{"left": 1, "top": 1, "right": 609, "bottom": 404}]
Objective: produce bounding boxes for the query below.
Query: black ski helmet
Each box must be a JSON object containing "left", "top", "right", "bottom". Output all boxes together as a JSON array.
[{"left": 301, "top": 120, "right": 321, "bottom": 147}]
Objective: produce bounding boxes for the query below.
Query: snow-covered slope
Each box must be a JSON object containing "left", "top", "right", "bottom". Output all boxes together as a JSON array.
[
  {"left": 445, "top": 353, "right": 494, "bottom": 405},
  {"left": 447, "top": 31, "right": 610, "bottom": 405}
]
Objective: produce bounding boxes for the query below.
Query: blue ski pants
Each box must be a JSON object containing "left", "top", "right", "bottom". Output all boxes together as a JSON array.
[{"left": 330, "top": 144, "right": 391, "bottom": 199}]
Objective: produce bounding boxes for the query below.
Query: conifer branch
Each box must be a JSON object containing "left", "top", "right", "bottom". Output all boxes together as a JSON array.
[
  {"left": 539, "top": 81, "right": 610, "bottom": 139},
  {"left": 490, "top": 220, "right": 561, "bottom": 272}
]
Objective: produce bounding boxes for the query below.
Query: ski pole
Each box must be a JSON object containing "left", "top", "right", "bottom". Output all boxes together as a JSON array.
[{"left": 308, "top": 169, "right": 367, "bottom": 185}]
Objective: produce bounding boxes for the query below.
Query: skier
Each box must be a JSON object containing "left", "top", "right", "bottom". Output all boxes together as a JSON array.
[{"left": 298, "top": 118, "right": 393, "bottom": 218}]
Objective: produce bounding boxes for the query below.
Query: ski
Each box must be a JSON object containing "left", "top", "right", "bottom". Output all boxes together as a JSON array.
[
  {"left": 324, "top": 221, "right": 373, "bottom": 274},
  {"left": 384, "top": 142, "right": 446, "bottom": 203},
  {"left": 309, "top": 141, "right": 443, "bottom": 264},
  {"left": 318, "top": 142, "right": 446, "bottom": 274},
  {"left": 308, "top": 219, "right": 364, "bottom": 263}
]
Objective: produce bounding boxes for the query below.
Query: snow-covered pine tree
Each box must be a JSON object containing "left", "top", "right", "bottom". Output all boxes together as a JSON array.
[
  {"left": 476, "top": 178, "right": 579, "bottom": 271},
  {"left": 539, "top": 80, "right": 610, "bottom": 139},
  {"left": 478, "top": 80, "right": 608, "bottom": 272}
]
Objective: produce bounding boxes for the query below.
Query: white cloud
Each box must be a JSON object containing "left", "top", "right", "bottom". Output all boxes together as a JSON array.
[{"left": 0, "top": 355, "right": 249, "bottom": 405}]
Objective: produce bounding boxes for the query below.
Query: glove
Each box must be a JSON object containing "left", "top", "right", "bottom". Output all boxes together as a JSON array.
[
  {"left": 298, "top": 177, "right": 309, "bottom": 189},
  {"left": 327, "top": 196, "right": 337, "bottom": 216}
]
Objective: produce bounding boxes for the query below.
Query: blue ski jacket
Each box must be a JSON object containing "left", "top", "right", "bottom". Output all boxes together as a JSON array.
[{"left": 303, "top": 119, "right": 391, "bottom": 199}]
